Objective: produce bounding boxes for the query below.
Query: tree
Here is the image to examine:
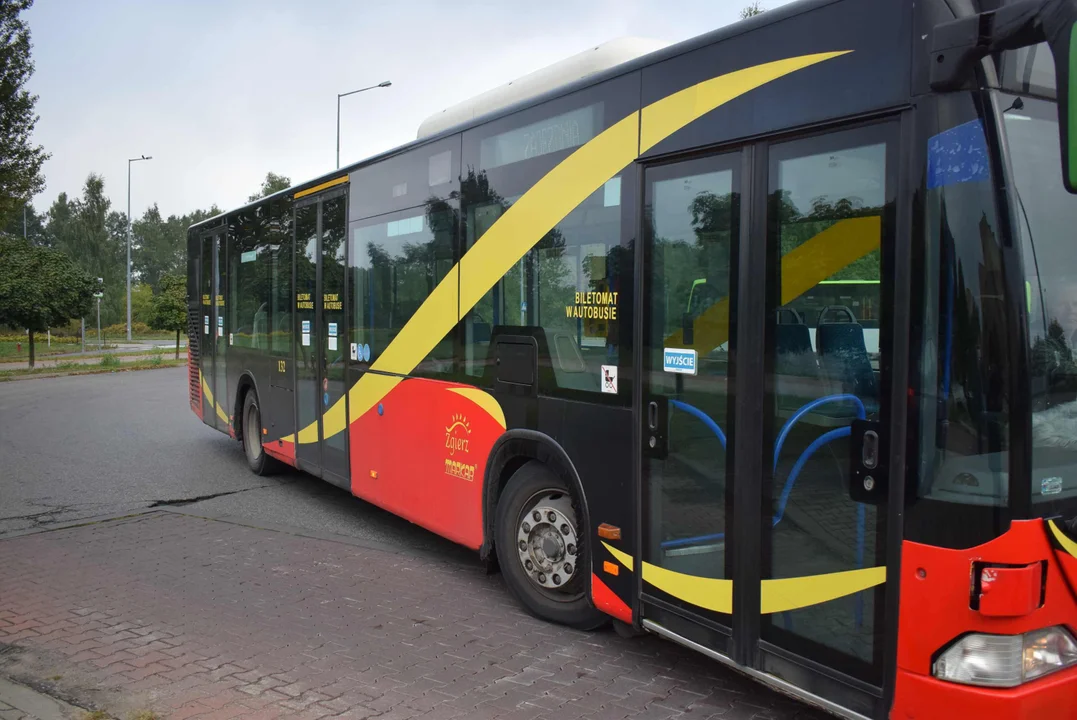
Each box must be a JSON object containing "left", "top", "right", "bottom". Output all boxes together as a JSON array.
[
  {"left": 150, "top": 272, "right": 187, "bottom": 358},
  {"left": 133, "top": 204, "right": 220, "bottom": 291},
  {"left": 130, "top": 282, "right": 154, "bottom": 324},
  {"left": 2, "top": 200, "right": 44, "bottom": 245},
  {"left": 740, "top": 2, "right": 765, "bottom": 18},
  {"left": 44, "top": 175, "right": 128, "bottom": 325},
  {"left": 247, "top": 172, "right": 291, "bottom": 203},
  {"left": 0, "top": 235, "right": 94, "bottom": 367},
  {"left": 0, "top": 0, "right": 48, "bottom": 230}
]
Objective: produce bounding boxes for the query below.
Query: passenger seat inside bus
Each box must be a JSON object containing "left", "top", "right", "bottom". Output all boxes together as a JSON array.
[
  {"left": 775, "top": 308, "right": 817, "bottom": 377},
  {"left": 815, "top": 305, "right": 877, "bottom": 403}
]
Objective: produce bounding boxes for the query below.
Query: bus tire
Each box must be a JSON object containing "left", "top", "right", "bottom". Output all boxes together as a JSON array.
[
  {"left": 241, "top": 389, "right": 279, "bottom": 476},
  {"left": 495, "top": 461, "right": 606, "bottom": 630}
]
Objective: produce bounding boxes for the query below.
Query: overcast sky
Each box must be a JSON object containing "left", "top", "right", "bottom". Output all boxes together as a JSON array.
[{"left": 24, "top": 0, "right": 793, "bottom": 220}]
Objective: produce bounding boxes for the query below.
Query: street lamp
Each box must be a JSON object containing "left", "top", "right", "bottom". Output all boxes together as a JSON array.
[
  {"left": 336, "top": 81, "right": 391, "bottom": 169},
  {"left": 127, "top": 155, "right": 152, "bottom": 341}
]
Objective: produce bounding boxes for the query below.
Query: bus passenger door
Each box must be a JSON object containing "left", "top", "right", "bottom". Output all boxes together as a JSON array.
[
  {"left": 200, "top": 228, "right": 227, "bottom": 432},
  {"left": 638, "top": 151, "right": 742, "bottom": 649},
  {"left": 753, "top": 124, "right": 898, "bottom": 710},
  {"left": 293, "top": 188, "right": 350, "bottom": 486},
  {"left": 637, "top": 121, "right": 904, "bottom": 718}
]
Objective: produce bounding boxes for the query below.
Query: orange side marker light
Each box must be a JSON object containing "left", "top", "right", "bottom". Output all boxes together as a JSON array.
[
  {"left": 603, "top": 561, "right": 619, "bottom": 576},
  {"left": 597, "top": 523, "right": 621, "bottom": 540},
  {"left": 370, "top": 470, "right": 378, "bottom": 479}
]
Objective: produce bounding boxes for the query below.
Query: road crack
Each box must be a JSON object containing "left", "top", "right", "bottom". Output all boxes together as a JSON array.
[{"left": 148, "top": 485, "right": 271, "bottom": 508}]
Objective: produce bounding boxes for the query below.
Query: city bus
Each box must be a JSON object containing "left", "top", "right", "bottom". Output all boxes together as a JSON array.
[{"left": 186, "top": 0, "right": 1077, "bottom": 717}]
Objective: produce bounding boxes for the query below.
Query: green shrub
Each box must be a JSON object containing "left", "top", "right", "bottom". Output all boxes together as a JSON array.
[
  {"left": 0, "top": 333, "right": 79, "bottom": 344},
  {"left": 100, "top": 354, "right": 119, "bottom": 367}
]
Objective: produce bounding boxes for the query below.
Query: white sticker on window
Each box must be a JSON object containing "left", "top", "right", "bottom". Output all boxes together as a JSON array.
[
  {"left": 603, "top": 177, "right": 621, "bottom": 207},
  {"left": 328, "top": 336, "right": 338, "bottom": 351},
  {"left": 601, "top": 365, "right": 618, "bottom": 394},
  {"left": 302, "top": 333, "right": 310, "bottom": 347},
  {"left": 350, "top": 342, "right": 358, "bottom": 361},
  {"left": 328, "top": 322, "right": 338, "bottom": 337}
]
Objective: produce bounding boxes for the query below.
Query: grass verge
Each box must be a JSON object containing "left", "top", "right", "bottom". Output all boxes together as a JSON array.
[{"left": 0, "top": 356, "right": 184, "bottom": 381}]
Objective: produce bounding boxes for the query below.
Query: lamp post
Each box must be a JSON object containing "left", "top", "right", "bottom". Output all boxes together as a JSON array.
[
  {"left": 336, "top": 81, "right": 391, "bottom": 169},
  {"left": 127, "top": 155, "right": 152, "bottom": 341}
]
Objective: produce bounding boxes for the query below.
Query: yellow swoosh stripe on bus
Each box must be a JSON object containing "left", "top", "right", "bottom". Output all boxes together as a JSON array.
[
  {"left": 200, "top": 370, "right": 229, "bottom": 424},
  {"left": 664, "top": 216, "right": 881, "bottom": 353},
  {"left": 602, "top": 542, "right": 884, "bottom": 614},
  {"left": 1048, "top": 519, "right": 1077, "bottom": 559},
  {"left": 284, "top": 50, "right": 851, "bottom": 445}
]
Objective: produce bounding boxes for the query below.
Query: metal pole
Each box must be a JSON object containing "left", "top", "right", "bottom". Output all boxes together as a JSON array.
[
  {"left": 97, "top": 298, "right": 102, "bottom": 350},
  {"left": 81, "top": 318, "right": 85, "bottom": 353},
  {"left": 335, "top": 81, "right": 390, "bottom": 171},
  {"left": 127, "top": 159, "right": 132, "bottom": 341}
]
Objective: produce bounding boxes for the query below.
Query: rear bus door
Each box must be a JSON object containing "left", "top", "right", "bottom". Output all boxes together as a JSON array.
[
  {"left": 293, "top": 185, "right": 350, "bottom": 486},
  {"left": 200, "top": 226, "right": 227, "bottom": 432}
]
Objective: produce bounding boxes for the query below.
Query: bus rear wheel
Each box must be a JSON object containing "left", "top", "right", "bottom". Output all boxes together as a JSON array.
[
  {"left": 495, "top": 461, "right": 606, "bottom": 630},
  {"left": 241, "top": 389, "right": 279, "bottom": 476}
]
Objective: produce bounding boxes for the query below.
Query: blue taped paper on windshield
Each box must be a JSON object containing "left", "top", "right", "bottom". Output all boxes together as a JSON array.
[{"left": 927, "top": 119, "right": 990, "bottom": 189}]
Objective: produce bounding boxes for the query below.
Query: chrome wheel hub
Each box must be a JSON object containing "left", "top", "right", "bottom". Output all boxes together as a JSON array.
[{"left": 517, "top": 492, "right": 578, "bottom": 590}]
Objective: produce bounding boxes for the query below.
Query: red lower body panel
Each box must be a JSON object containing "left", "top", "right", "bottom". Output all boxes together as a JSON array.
[
  {"left": 263, "top": 437, "right": 296, "bottom": 468},
  {"left": 893, "top": 667, "right": 1077, "bottom": 719},
  {"left": 349, "top": 378, "right": 503, "bottom": 551},
  {"left": 591, "top": 573, "right": 632, "bottom": 624}
]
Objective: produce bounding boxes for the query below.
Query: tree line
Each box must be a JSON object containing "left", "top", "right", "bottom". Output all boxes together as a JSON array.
[{"left": 0, "top": 0, "right": 295, "bottom": 366}]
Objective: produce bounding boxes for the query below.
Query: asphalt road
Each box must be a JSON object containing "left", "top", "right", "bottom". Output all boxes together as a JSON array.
[{"left": 0, "top": 366, "right": 475, "bottom": 565}]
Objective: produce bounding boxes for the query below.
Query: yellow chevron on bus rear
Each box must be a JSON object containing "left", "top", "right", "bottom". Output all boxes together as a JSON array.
[{"left": 283, "top": 49, "right": 851, "bottom": 444}]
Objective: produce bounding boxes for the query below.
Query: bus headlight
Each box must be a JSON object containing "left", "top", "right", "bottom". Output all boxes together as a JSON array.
[{"left": 932, "top": 627, "right": 1077, "bottom": 687}]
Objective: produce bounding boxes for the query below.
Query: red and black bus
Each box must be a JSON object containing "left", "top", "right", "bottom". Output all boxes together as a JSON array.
[{"left": 187, "top": 0, "right": 1077, "bottom": 716}]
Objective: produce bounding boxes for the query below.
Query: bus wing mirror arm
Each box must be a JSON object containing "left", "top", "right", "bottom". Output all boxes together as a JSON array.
[
  {"left": 930, "top": 0, "right": 1077, "bottom": 193},
  {"left": 929, "top": 0, "right": 1054, "bottom": 92}
]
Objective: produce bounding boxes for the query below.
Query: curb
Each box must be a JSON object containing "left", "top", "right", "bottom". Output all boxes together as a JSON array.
[{"left": 0, "top": 676, "right": 83, "bottom": 720}]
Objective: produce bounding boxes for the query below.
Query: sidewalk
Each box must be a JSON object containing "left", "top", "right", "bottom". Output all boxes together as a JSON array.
[
  {"left": 0, "top": 511, "right": 825, "bottom": 720},
  {"left": 0, "top": 676, "right": 82, "bottom": 720}
]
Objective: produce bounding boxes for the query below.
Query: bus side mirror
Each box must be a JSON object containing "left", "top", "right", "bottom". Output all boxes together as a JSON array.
[
  {"left": 930, "top": 0, "right": 1077, "bottom": 193},
  {"left": 1043, "top": 3, "right": 1077, "bottom": 191}
]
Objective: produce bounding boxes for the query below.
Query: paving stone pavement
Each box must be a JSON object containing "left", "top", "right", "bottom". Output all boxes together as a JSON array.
[{"left": 0, "top": 511, "right": 828, "bottom": 720}]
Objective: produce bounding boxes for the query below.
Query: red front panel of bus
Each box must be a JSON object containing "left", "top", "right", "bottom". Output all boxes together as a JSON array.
[{"left": 891, "top": 520, "right": 1077, "bottom": 719}]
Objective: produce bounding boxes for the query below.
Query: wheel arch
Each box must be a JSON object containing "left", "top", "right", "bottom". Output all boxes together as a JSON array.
[
  {"left": 480, "top": 430, "right": 591, "bottom": 565},
  {"left": 231, "top": 370, "right": 262, "bottom": 440}
]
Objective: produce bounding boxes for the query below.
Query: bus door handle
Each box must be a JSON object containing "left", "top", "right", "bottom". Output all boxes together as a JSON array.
[{"left": 648, "top": 401, "right": 658, "bottom": 430}]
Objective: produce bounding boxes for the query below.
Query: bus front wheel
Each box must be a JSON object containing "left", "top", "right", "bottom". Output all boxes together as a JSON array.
[
  {"left": 495, "top": 461, "right": 606, "bottom": 630},
  {"left": 241, "top": 389, "right": 279, "bottom": 476}
]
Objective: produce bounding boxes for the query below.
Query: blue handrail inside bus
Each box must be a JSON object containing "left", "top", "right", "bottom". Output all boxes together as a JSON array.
[
  {"left": 668, "top": 399, "right": 727, "bottom": 449},
  {"left": 773, "top": 394, "right": 866, "bottom": 472},
  {"left": 661, "top": 395, "right": 866, "bottom": 558}
]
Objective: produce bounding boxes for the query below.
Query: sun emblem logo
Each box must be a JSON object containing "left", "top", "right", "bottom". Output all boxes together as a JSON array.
[{"left": 445, "top": 413, "right": 471, "bottom": 456}]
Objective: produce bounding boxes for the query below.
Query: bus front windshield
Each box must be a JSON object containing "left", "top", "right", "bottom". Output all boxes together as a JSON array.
[{"left": 1003, "top": 91, "right": 1077, "bottom": 518}]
